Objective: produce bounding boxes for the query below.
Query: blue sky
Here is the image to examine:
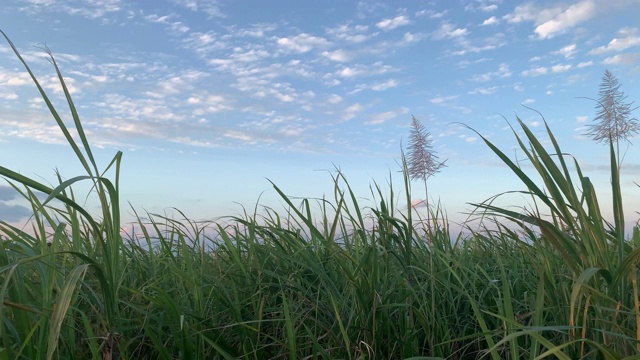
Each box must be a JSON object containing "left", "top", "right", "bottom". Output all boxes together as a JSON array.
[{"left": 0, "top": 0, "right": 639, "bottom": 230}]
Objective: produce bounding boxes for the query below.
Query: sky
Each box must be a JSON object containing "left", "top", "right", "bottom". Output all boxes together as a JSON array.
[{"left": 0, "top": 0, "right": 639, "bottom": 232}]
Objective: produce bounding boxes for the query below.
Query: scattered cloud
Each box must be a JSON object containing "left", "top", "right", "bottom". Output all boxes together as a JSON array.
[
  {"left": 576, "top": 115, "right": 589, "bottom": 123},
  {"left": 325, "top": 24, "right": 372, "bottom": 43},
  {"left": 555, "top": 44, "right": 577, "bottom": 59},
  {"left": 577, "top": 60, "right": 594, "bottom": 68},
  {"left": 276, "top": 33, "right": 331, "bottom": 53},
  {"left": 369, "top": 79, "right": 399, "bottom": 91},
  {"left": 534, "top": 0, "right": 596, "bottom": 39},
  {"left": 322, "top": 49, "right": 352, "bottom": 62},
  {"left": 402, "top": 32, "right": 424, "bottom": 43},
  {"left": 521, "top": 66, "right": 548, "bottom": 77},
  {"left": 551, "top": 64, "right": 572, "bottom": 73},
  {"left": 341, "top": 102, "right": 364, "bottom": 121},
  {"left": 430, "top": 95, "right": 458, "bottom": 105},
  {"left": 481, "top": 16, "right": 499, "bottom": 26},
  {"left": 504, "top": 0, "right": 597, "bottom": 39},
  {"left": 365, "top": 108, "right": 408, "bottom": 125},
  {"left": 376, "top": 15, "right": 411, "bottom": 30},
  {"left": 432, "top": 22, "right": 469, "bottom": 40},
  {"left": 465, "top": 0, "right": 499, "bottom": 12},
  {"left": 335, "top": 61, "right": 397, "bottom": 79},
  {"left": 415, "top": 9, "right": 447, "bottom": 18},
  {"left": 468, "top": 86, "right": 497, "bottom": 95},
  {"left": 470, "top": 63, "right": 511, "bottom": 82},
  {"left": 589, "top": 27, "right": 640, "bottom": 54},
  {"left": 172, "top": 0, "right": 225, "bottom": 17},
  {"left": 603, "top": 53, "right": 640, "bottom": 65},
  {"left": 18, "top": 0, "right": 126, "bottom": 20}
]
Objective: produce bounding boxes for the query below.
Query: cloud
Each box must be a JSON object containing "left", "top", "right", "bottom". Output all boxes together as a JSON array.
[
  {"left": 555, "top": 44, "right": 577, "bottom": 59},
  {"left": 521, "top": 66, "right": 548, "bottom": 77},
  {"left": 365, "top": 108, "right": 409, "bottom": 125},
  {"left": 415, "top": 9, "right": 447, "bottom": 18},
  {"left": 577, "top": 60, "right": 594, "bottom": 67},
  {"left": 351, "top": 78, "right": 399, "bottom": 93},
  {"left": 322, "top": 49, "right": 352, "bottom": 62},
  {"left": 450, "top": 33, "right": 506, "bottom": 55},
  {"left": 576, "top": 115, "right": 589, "bottom": 122},
  {"left": 18, "top": 0, "right": 126, "bottom": 20},
  {"left": 402, "top": 32, "right": 424, "bottom": 43},
  {"left": 504, "top": 0, "right": 598, "bottom": 39},
  {"left": 481, "top": 16, "right": 499, "bottom": 26},
  {"left": 534, "top": 0, "right": 596, "bottom": 38},
  {"left": 370, "top": 79, "right": 399, "bottom": 91},
  {"left": 432, "top": 22, "right": 469, "bottom": 40},
  {"left": 470, "top": 63, "right": 511, "bottom": 82},
  {"left": 0, "top": 203, "right": 32, "bottom": 223},
  {"left": 376, "top": 15, "right": 411, "bottom": 30},
  {"left": 325, "top": 24, "right": 372, "bottom": 43},
  {"left": 335, "top": 61, "right": 397, "bottom": 79},
  {"left": 551, "top": 64, "right": 572, "bottom": 72},
  {"left": 172, "top": 0, "right": 225, "bottom": 17},
  {"left": 0, "top": 186, "right": 19, "bottom": 201},
  {"left": 276, "top": 33, "right": 331, "bottom": 53},
  {"left": 603, "top": 53, "right": 640, "bottom": 65},
  {"left": 468, "top": 86, "right": 497, "bottom": 95},
  {"left": 0, "top": 186, "right": 31, "bottom": 222},
  {"left": 341, "top": 102, "right": 364, "bottom": 121},
  {"left": 589, "top": 27, "right": 640, "bottom": 54},
  {"left": 465, "top": 1, "right": 499, "bottom": 12},
  {"left": 430, "top": 95, "right": 460, "bottom": 106}
]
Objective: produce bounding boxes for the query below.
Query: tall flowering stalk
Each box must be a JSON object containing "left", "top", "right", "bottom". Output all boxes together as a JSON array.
[
  {"left": 585, "top": 69, "right": 639, "bottom": 170},
  {"left": 406, "top": 115, "right": 446, "bottom": 240},
  {"left": 584, "top": 69, "right": 638, "bottom": 312}
]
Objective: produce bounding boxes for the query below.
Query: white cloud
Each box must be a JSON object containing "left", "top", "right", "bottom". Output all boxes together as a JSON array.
[
  {"left": 325, "top": 24, "right": 372, "bottom": 43},
  {"left": 468, "top": 86, "right": 497, "bottom": 95},
  {"left": 522, "top": 98, "right": 536, "bottom": 104},
  {"left": 335, "top": 62, "right": 397, "bottom": 79},
  {"left": 341, "top": 102, "right": 364, "bottom": 121},
  {"left": 376, "top": 15, "right": 411, "bottom": 30},
  {"left": 432, "top": 22, "right": 469, "bottom": 40},
  {"left": 415, "top": 9, "right": 447, "bottom": 18},
  {"left": 322, "top": 49, "right": 351, "bottom": 62},
  {"left": 276, "top": 33, "right": 331, "bottom": 53},
  {"left": 603, "top": 53, "right": 640, "bottom": 65},
  {"left": 551, "top": 64, "right": 572, "bottom": 72},
  {"left": 577, "top": 60, "right": 593, "bottom": 68},
  {"left": 365, "top": 110, "right": 405, "bottom": 125},
  {"left": 430, "top": 95, "right": 458, "bottom": 104},
  {"left": 481, "top": 16, "right": 499, "bottom": 26},
  {"left": 504, "top": 0, "right": 599, "bottom": 39},
  {"left": 521, "top": 66, "right": 548, "bottom": 77},
  {"left": 576, "top": 115, "right": 589, "bottom": 122},
  {"left": 535, "top": 0, "right": 596, "bottom": 38},
  {"left": 402, "top": 32, "right": 423, "bottom": 43},
  {"left": 327, "top": 94, "right": 342, "bottom": 104},
  {"left": 0, "top": 92, "right": 18, "bottom": 100},
  {"left": 589, "top": 27, "right": 640, "bottom": 54},
  {"left": 555, "top": 44, "right": 577, "bottom": 59},
  {"left": 370, "top": 79, "right": 398, "bottom": 91},
  {"left": 465, "top": 1, "right": 499, "bottom": 12},
  {"left": 470, "top": 63, "right": 511, "bottom": 82},
  {"left": 172, "top": 0, "right": 225, "bottom": 17}
]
